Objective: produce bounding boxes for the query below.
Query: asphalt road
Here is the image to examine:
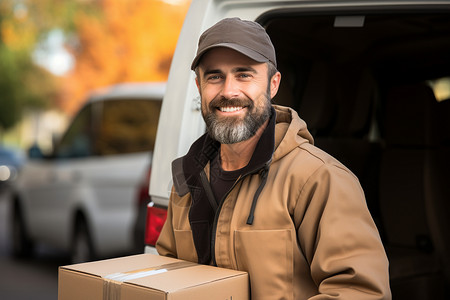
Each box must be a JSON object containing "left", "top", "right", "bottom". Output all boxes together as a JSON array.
[{"left": 0, "top": 188, "right": 67, "bottom": 300}]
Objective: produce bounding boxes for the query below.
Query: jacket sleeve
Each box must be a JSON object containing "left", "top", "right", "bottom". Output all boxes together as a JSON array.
[
  {"left": 155, "top": 187, "right": 178, "bottom": 258},
  {"left": 295, "top": 164, "right": 391, "bottom": 299}
]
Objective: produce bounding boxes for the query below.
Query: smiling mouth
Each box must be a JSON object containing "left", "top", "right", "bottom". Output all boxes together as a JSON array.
[{"left": 219, "top": 106, "right": 244, "bottom": 113}]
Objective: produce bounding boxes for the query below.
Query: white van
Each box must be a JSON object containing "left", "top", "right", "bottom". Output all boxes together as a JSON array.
[
  {"left": 147, "top": 1, "right": 450, "bottom": 298},
  {"left": 11, "top": 82, "right": 165, "bottom": 263}
]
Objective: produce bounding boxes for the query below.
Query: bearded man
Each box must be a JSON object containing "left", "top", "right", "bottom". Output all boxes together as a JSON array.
[{"left": 156, "top": 17, "right": 391, "bottom": 300}]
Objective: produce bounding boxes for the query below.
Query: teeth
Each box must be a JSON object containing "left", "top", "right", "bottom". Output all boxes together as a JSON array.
[{"left": 220, "top": 107, "right": 243, "bottom": 112}]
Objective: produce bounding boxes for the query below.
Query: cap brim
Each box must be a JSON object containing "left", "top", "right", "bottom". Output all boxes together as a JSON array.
[{"left": 191, "top": 43, "right": 270, "bottom": 70}]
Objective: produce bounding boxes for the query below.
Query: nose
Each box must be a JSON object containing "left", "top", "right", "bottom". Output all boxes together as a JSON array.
[{"left": 220, "top": 76, "right": 239, "bottom": 99}]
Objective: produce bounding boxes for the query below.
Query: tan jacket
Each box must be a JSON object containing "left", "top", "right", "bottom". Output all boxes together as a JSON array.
[{"left": 157, "top": 105, "right": 391, "bottom": 299}]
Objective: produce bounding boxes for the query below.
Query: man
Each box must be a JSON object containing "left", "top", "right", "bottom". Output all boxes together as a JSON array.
[{"left": 156, "top": 17, "right": 391, "bottom": 299}]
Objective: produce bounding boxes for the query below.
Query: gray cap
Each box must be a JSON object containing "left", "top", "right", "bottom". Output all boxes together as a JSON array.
[{"left": 191, "top": 17, "right": 277, "bottom": 70}]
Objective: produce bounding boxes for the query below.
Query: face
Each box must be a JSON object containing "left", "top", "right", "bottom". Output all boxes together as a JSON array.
[{"left": 196, "top": 47, "right": 281, "bottom": 144}]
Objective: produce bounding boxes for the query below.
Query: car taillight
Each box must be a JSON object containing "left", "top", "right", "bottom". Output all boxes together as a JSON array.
[
  {"left": 145, "top": 202, "right": 167, "bottom": 246},
  {"left": 138, "top": 167, "right": 152, "bottom": 207}
]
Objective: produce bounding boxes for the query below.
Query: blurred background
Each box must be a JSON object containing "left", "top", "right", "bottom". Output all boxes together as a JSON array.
[
  {"left": 1, "top": 0, "right": 190, "bottom": 151},
  {"left": 0, "top": 0, "right": 190, "bottom": 299}
]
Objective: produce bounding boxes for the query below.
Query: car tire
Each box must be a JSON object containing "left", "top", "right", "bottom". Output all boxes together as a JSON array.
[
  {"left": 71, "top": 217, "right": 96, "bottom": 264},
  {"left": 11, "top": 202, "right": 34, "bottom": 258}
]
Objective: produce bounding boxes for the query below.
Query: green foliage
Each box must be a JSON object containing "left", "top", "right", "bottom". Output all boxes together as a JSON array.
[
  {"left": 0, "top": 0, "right": 188, "bottom": 132},
  {"left": 0, "top": 45, "right": 22, "bottom": 130},
  {"left": 0, "top": 0, "right": 86, "bottom": 131},
  {"left": 0, "top": 43, "right": 57, "bottom": 130}
]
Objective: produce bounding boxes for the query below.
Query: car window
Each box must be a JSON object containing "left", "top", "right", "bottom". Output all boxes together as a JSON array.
[
  {"left": 95, "top": 98, "right": 161, "bottom": 156},
  {"left": 428, "top": 76, "right": 450, "bottom": 102},
  {"left": 54, "top": 98, "right": 161, "bottom": 159},
  {"left": 55, "top": 104, "right": 93, "bottom": 159}
]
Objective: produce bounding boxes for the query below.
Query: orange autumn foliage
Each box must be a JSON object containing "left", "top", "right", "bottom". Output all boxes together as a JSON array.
[{"left": 60, "top": 0, "right": 190, "bottom": 115}]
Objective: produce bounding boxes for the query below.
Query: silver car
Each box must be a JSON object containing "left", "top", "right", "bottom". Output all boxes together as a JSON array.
[{"left": 11, "top": 82, "right": 165, "bottom": 263}]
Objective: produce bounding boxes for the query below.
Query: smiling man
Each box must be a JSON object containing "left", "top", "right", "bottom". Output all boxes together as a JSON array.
[
  {"left": 156, "top": 18, "right": 391, "bottom": 299},
  {"left": 198, "top": 46, "right": 278, "bottom": 170}
]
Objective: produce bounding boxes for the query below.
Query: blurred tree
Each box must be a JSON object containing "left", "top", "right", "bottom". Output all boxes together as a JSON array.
[
  {"left": 0, "top": 0, "right": 71, "bottom": 134},
  {"left": 0, "top": 0, "right": 190, "bottom": 136},
  {"left": 61, "top": 0, "right": 190, "bottom": 115}
]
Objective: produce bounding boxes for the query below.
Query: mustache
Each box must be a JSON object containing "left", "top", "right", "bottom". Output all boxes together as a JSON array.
[{"left": 209, "top": 96, "right": 254, "bottom": 111}]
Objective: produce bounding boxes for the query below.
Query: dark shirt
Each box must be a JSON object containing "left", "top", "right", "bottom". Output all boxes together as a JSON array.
[{"left": 209, "top": 152, "right": 248, "bottom": 205}]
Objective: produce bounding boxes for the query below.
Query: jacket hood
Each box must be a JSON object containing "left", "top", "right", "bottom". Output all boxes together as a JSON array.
[
  {"left": 171, "top": 105, "right": 314, "bottom": 264},
  {"left": 272, "top": 105, "right": 314, "bottom": 163},
  {"left": 172, "top": 105, "right": 314, "bottom": 198}
]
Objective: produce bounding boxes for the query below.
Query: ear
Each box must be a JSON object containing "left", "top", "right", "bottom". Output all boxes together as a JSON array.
[
  {"left": 195, "top": 76, "right": 200, "bottom": 92},
  {"left": 270, "top": 71, "right": 282, "bottom": 99}
]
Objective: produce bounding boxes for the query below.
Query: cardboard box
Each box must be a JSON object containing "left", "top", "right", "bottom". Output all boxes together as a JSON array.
[{"left": 58, "top": 254, "right": 249, "bottom": 300}]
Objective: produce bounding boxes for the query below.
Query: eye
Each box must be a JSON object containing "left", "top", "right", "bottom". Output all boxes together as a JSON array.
[
  {"left": 207, "top": 74, "right": 222, "bottom": 81},
  {"left": 237, "top": 73, "right": 252, "bottom": 79}
]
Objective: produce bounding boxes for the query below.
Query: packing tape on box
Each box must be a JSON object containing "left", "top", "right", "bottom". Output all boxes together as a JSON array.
[{"left": 103, "top": 261, "right": 196, "bottom": 300}]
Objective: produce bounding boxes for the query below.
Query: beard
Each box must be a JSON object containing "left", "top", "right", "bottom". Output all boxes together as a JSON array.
[{"left": 201, "top": 90, "right": 272, "bottom": 144}]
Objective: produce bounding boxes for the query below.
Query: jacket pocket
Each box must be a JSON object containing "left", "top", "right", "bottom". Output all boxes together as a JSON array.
[
  {"left": 171, "top": 197, "right": 191, "bottom": 230},
  {"left": 174, "top": 229, "right": 197, "bottom": 262},
  {"left": 235, "top": 229, "right": 294, "bottom": 300},
  {"left": 171, "top": 199, "right": 197, "bottom": 262}
]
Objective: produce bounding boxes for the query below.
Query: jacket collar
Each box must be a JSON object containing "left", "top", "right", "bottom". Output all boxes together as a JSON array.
[
  {"left": 176, "top": 106, "right": 276, "bottom": 193},
  {"left": 171, "top": 107, "right": 276, "bottom": 264}
]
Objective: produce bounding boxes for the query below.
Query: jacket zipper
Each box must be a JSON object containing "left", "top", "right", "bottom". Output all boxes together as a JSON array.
[
  {"left": 200, "top": 170, "right": 218, "bottom": 211},
  {"left": 208, "top": 161, "right": 271, "bottom": 266}
]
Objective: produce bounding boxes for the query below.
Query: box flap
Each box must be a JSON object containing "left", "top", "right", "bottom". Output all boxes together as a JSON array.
[
  {"left": 128, "top": 264, "right": 247, "bottom": 293},
  {"left": 60, "top": 254, "right": 181, "bottom": 278}
]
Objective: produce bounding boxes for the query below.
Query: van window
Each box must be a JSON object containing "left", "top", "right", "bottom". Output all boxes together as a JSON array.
[
  {"left": 96, "top": 99, "right": 161, "bottom": 156},
  {"left": 55, "top": 98, "right": 161, "bottom": 158},
  {"left": 55, "top": 104, "right": 93, "bottom": 158},
  {"left": 428, "top": 77, "right": 450, "bottom": 102}
]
